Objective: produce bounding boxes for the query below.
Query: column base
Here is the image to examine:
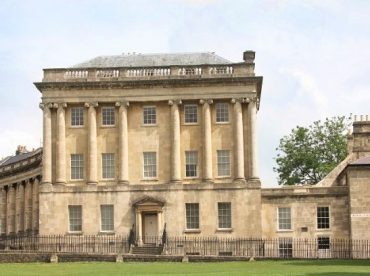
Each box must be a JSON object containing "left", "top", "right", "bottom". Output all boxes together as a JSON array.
[
  {"left": 233, "top": 178, "right": 247, "bottom": 184},
  {"left": 170, "top": 179, "right": 182, "bottom": 184},
  {"left": 118, "top": 180, "right": 129, "bottom": 185},
  {"left": 39, "top": 182, "right": 53, "bottom": 192},
  {"left": 87, "top": 181, "right": 98, "bottom": 185},
  {"left": 203, "top": 179, "right": 214, "bottom": 184}
]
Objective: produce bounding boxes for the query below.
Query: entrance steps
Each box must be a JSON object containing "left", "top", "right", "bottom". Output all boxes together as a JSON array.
[{"left": 131, "top": 244, "right": 163, "bottom": 255}]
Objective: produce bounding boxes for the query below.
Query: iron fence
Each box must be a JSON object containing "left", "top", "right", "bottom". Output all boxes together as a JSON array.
[{"left": 1, "top": 234, "right": 370, "bottom": 259}]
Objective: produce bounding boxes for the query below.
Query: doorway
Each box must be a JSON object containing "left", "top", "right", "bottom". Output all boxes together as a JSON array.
[{"left": 143, "top": 213, "right": 158, "bottom": 244}]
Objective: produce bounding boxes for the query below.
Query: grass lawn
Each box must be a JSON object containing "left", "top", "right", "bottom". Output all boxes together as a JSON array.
[{"left": 0, "top": 260, "right": 370, "bottom": 276}]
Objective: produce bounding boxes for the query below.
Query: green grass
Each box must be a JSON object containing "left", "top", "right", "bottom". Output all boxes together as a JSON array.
[{"left": 0, "top": 260, "right": 370, "bottom": 276}]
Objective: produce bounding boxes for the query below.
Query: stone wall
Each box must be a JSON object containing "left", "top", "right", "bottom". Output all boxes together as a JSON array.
[{"left": 261, "top": 186, "right": 350, "bottom": 239}]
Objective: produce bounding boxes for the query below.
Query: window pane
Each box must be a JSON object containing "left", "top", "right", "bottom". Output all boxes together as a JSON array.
[
  {"left": 184, "top": 105, "right": 198, "bottom": 123},
  {"left": 318, "top": 237, "right": 330, "bottom": 250},
  {"left": 71, "top": 107, "right": 84, "bottom": 126},
  {"left": 143, "top": 152, "right": 157, "bottom": 178},
  {"left": 278, "top": 207, "right": 291, "bottom": 230},
  {"left": 71, "top": 154, "right": 84, "bottom": 180},
  {"left": 143, "top": 106, "right": 156, "bottom": 125},
  {"left": 279, "top": 238, "right": 293, "bottom": 258},
  {"left": 218, "top": 202, "right": 231, "bottom": 229},
  {"left": 102, "top": 153, "right": 115, "bottom": 179},
  {"left": 317, "top": 207, "right": 330, "bottom": 229},
  {"left": 217, "top": 150, "right": 230, "bottom": 176},
  {"left": 69, "top": 205, "right": 82, "bottom": 232},
  {"left": 101, "top": 205, "right": 114, "bottom": 231},
  {"left": 216, "top": 103, "right": 229, "bottom": 123},
  {"left": 102, "top": 107, "right": 115, "bottom": 126},
  {"left": 186, "top": 203, "right": 199, "bottom": 229},
  {"left": 185, "top": 151, "right": 198, "bottom": 177}
]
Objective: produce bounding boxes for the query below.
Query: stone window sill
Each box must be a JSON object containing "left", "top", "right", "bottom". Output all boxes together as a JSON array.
[
  {"left": 142, "top": 124, "right": 157, "bottom": 127},
  {"left": 69, "top": 126, "right": 84, "bottom": 129},
  {"left": 101, "top": 125, "right": 116, "bottom": 128},
  {"left": 183, "top": 123, "right": 199, "bottom": 126},
  {"left": 99, "top": 231, "right": 115, "bottom": 235},
  {"left": 67, "top": 231, "right": 83, "bottom": 235},
  {"left": 216, "top": 228, "right": 233, "bottom": 233},
  {"left": 276, "top": 229, "right": 293, "bottom": 233},
  {"left": 183, "top": 229, "right": 201, "bottom": 234},
  {"left": 215, "top": 122, "right": 230, "bottom": 125},
  {"left": 141, "top": 178, "right": 159, "bottom": 182},
  {"left": 316, "top": 228, "right": 331, "bottom": 231}
]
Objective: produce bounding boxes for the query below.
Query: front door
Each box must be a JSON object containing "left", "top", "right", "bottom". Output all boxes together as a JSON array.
[{"left": 143, "top": 214, "right": 158, "bottom": 244}]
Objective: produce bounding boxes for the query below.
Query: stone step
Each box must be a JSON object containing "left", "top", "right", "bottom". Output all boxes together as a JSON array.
[{"left": 131, "top": 246, "right": 163, "bottom": 255}]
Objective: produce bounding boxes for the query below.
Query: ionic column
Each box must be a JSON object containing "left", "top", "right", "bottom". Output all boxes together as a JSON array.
[
  {"left": 116, "top": 102, "right": 129, "bottom": 184},
  {"left": 24, "top": 180, "right": 30, "bottom": 231},
  {"left": 200, "top": 99, "right": 213, "bottom": 181},
  {"left": 6, "top": 186, "right": 11, "bottom": 234},
  {"left": 12, "top": 184, "right": 17, "bottom": 233},
  {"left": 0, "top": 188, "right": 6, "bottom": 234},
  {"left": 85, "top": 103, "right": 98, "bottom": 184},
  {"left": 20, "top": 183, "right": 25, "bottom": 232},
  {"left": 247, "top": 98, "right": 259, "bottom": 179},
  {"left": 40, "top": 103, "right": 52, "bottom": 185},
  {"left": 31, "top": 178, "right": 39, "bottom": 232},
  {"left": 232, "top": 99, "right": 245, "bottom": 180},
  {"left": 15, "top": 183, "right": 20, "bottom": 233},
  {"left": 157, "top": 212, "right": 163, "bottom": 237},
  {"left": 169, "top": 100, "right": 182, "bottom": 182},
  {"left": 56, "top": 103, "right": 67, "bottom": 184},
  {"left": 136, "top": 211, "right": 142, "bottom": 245}
]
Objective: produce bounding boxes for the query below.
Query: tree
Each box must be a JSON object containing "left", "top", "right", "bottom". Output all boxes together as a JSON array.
[{"left": 274, "top": 116, "right": 350, "bottom": 185}]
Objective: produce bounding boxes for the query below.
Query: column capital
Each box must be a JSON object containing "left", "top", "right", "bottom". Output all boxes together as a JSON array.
[
  {"left": 168, "top": 99, "right": 182, "bottom": 106},
  {"left": 245, "top": 96, "right": 258, "bottom": 103},
  {"left": 115, "top": 101, "right": 130, "bottom": 107},
  {"left": 231, "top": 98, "right": 245, "bottom": 104},
  {"left": 39, "top": 102, "right": 54, "bottom": 110},
  {"left": 56, "top": 103, "right": 68, "bottom": 109},
  {"left": 84, "top": 102, "right": 99, "bottom": 108},
  {"left": 199, "top": 99, "right": 213, "bottom": 105}
]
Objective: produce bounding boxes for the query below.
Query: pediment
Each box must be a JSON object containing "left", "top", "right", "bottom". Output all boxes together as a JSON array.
[{"left": 132, "top": 196, "right": 165, "bottom": 207}]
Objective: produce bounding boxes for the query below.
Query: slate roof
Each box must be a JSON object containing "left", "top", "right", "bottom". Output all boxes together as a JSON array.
[
  {"left": 0, "top": 148, "right": 42, "bottom": 167},
  {"left": 73, "top": 52, "right": 232, "bottom": 68},
  {"left": 350, "top": 156, "right": 370, "bottom": 165}
]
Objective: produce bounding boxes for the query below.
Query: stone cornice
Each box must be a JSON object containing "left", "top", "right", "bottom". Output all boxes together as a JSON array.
[
  {"left": 261, "top": 186, "right": 348, "bottom": 198},
  {"left": 34, "top": 76, "right": 263, "bottom": 108}
]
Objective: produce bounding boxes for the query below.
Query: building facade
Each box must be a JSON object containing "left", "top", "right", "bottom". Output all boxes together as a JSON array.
[
  {"left": 1, "top": 51, "right": 370, "bottom": 249},
  {"left": 33, "top": 51, "right": 263, "bottom": 241}
]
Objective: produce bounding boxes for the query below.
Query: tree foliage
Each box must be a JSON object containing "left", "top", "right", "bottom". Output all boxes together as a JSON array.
[{"left": 274, "top": 116, "right": 350, "bottom": 185}]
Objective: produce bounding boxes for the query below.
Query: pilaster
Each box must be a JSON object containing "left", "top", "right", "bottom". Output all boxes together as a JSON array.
[
  {"left": 169, "top": 99, "right": 182, "bottom": 182},
  {"left": 116, "top": 101, "right": 130, "bottom": 184},
  {"left": 85, "top": 102, "right": 99, "bottom": 184},
  {"left": 200, "top": 99, "right": 213, "bottom": 181}
]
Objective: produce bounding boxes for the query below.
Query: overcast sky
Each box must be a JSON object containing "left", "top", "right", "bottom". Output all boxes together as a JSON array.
[{"left": 0, "top": 0, "right": 369, "bottom": 187}]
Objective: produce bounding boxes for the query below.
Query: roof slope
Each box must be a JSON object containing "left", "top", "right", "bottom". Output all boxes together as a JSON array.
[
  {"left": 0, "top": 148, "right": 42, "bottom": 167},
  {"left": 73, "top": 52, "right": 232, "bottom": 68}
]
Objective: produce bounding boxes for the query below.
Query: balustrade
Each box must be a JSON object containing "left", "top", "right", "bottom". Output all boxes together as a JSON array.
[
  {"left": 126, "top": 68, "right": 171, "bottom": 77},
  {"left": 64, "top": 70, "right": 88, "bottom": 79},
  {"left": 96, "top": 69, "right": 119, "bottom": 78},
  {"left": 43, "top": 64, "right": 246, "bottom": 82}
]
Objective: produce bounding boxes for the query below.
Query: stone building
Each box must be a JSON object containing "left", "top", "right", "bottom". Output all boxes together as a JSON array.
[{"left": 0, "top": 51, "right": 370, "bottom": 251}]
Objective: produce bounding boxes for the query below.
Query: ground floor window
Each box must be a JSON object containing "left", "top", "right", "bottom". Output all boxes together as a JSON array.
[
  {"left": 318, "top": 237, "right": 330, "bottom": 250},
  {"left": 100, "top": 205, "right": 114, "bottom": 231},
  {"left": 186, "top": 203, "right": 199, "bottom": 230},
  {"left": 279, "top": 238, "right": 293, "bottom": 258},
  {"left": 68, "top": 205, "right": 82, "bottom": 232},
  {"left": 218, "top": 202, "right": 231, "bottom": 229}
]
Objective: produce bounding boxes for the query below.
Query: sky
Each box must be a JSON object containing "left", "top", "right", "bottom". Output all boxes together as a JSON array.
[{"left": 0, "top": 0, "right": 369, "bottom": 187}]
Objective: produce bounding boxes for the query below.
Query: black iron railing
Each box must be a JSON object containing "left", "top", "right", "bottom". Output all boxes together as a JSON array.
[{"left": 2, "top": 234, "right": 370, "bottom": 259}]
